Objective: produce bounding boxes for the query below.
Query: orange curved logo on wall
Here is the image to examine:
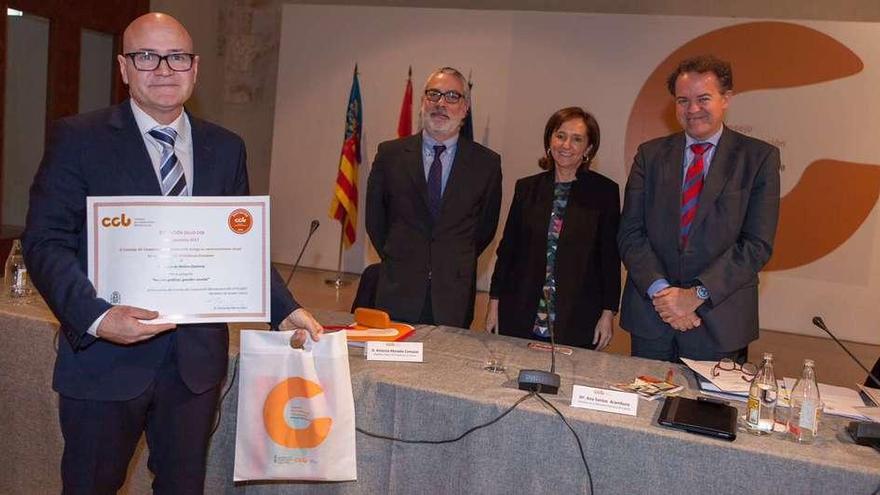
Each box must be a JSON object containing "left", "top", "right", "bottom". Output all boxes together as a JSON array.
[
  {"left": 625, "top": 22, "right": 880, "bottom": 271},
  {"left": 263, "top": 377, "right": 332, "bottom": 449}
]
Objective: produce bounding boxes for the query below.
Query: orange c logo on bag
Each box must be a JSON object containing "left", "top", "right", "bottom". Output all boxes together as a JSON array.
[
  {"left": 228, "top": 208, "right": 253, "bottom": 234},
  {"left": 263, "top": 377, "right": 332, "bottom": 449}
]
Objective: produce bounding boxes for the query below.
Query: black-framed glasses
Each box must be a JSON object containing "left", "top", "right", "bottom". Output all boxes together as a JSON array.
[
  {"left": 712, "top": 358, "right": 758, "bottom": 382},
  {"left": 124, "top": 52, "right": 195, "bottom": 72},
  {"left": 424, "top": 89, "right": 464, "bottom": 104}
]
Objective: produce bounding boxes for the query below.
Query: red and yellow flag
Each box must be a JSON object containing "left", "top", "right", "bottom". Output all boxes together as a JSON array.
[
  {"left": 329, "top": 66, "right": 362, "bottom": 248},
  {"left": 397, "top": 66, "right": 413, "bottom": 138}
]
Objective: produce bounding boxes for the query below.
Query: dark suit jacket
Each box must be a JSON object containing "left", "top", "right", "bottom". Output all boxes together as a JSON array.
[
  {"left": 22, "top": 101, "right": 298, "bottom": 401},
  {"left": 365, "top": 133, "right": 502, "bottom": 328},
  {"left": 490, "top": 170, "right": 620, "bottom": 348},
  {"left": 617, "top": 127, "right": 780, "bottom": 352}
]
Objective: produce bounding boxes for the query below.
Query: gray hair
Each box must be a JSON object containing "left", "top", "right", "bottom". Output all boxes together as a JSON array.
[{"left": 423, "top": 66, "right": 470, "bottom": 102}]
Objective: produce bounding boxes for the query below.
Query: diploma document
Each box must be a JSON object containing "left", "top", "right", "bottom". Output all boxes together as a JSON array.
[{"left": 87, "top": 196, "right": 271, "bottom": 324}]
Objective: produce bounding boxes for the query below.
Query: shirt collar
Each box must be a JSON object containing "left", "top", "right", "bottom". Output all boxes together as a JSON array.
[
  {"left": 685, "top": 124, "right": 723, "bottom": 149},
  {"left": 130, "top": 100, "right": 189, "bottom": 144},
  {"left": 422, "top": 130, "right": 459, "bottom": 153}
]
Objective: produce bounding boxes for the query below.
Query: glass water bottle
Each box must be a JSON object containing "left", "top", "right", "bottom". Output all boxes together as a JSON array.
[
  {"left": 747, "top": 352, "right": 778, "bottom": 435},
  {"left": 787, "top": 358, "right": 821, "bottom": 443},
  {"left": 4, "top": 239, "right": 30, "bottom": 298}
]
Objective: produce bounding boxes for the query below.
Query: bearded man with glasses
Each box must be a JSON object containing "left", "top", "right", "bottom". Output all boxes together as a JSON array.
[
  {"left": 23, "top": 12, "right": 322, "bottom": 494},
  {"left": 366, "top": 67, "right": 502, "bottom": 328}
]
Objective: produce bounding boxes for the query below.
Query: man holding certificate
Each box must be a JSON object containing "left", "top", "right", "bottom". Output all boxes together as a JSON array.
[{"left": 22, "top": 12, "right": 322, "bottom": 494}]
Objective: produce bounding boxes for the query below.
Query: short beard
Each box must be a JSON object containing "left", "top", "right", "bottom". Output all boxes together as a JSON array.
[{"left": 420, "top": 110, "right": 462, "bottom": 138}]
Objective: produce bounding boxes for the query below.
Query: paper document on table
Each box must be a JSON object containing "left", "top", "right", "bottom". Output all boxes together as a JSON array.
[
  {"left": 783, "top": 377, "right": 869, "bottom": 420},
  {"left": 681, "top": 358, "right": 751, "bottom": 394},
  {"left": 699, "top": 378, "right": 787, "bottom": 404},
  {"left": 854, "top": 407, "right": 880, "bottom": 422}
]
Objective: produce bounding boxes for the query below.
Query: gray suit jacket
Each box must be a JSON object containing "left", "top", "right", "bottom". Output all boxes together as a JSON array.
[
  {"left": 617, "top": 127, "right": 780, "bottom": 352},
  {"left": 366, "top": 133, "right": 502, "bottom": 328}
]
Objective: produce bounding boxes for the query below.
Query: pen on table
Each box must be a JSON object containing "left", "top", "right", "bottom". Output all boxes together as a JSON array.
[{"left": 666, "top": 367, "right": 675, "bottom": 384}]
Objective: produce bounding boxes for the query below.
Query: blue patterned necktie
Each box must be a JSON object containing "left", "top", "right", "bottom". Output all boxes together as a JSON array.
[
  {"left": 427, "top": 144, "right": 446, "bottom": 219},
  {"left": 148, "top": 127, "right": 187, "bottom": 196}
]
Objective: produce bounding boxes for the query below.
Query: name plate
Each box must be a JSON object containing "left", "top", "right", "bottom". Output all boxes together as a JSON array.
[
  {"left": 365, "top": 342, "right": 423, "bottom": 362},
  {"left": 571, "top": 385, "right": 639, "bottom": 416}
]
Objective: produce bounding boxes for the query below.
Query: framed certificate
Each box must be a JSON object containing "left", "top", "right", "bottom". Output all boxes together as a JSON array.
[{"left": 87, "top": 196, "right": 270, "bottom": 324}]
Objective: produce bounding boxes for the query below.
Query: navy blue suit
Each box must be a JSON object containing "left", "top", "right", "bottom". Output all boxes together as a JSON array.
[{"left": 23, "top": 101, "right": 297, "bottom": 493}]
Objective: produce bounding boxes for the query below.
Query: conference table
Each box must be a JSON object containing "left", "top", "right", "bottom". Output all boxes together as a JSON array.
[{"left": 0, "top": 296, "right": 877, "bottom": 494}]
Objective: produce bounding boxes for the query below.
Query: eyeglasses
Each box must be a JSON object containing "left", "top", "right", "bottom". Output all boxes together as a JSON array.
[
  {"left": 712, "top": 358, "right": 758, "bottom": 382},
  {"left": 124, "top": 52, "right": 195, "bottom": 72},
  {"left": 424, "top": 89, "right": 464, "bottom": 104}
]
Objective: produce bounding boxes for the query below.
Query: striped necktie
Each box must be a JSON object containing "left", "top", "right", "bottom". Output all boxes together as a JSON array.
[
  {"left": 148, "top": 127, "right": 187, "bottom": 196},
  {"left": 680, "top": 142, "right": 712, "bottom": 245}
]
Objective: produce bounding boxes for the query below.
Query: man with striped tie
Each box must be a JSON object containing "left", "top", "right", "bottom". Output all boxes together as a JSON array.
[
  {"left": 23, "top": 12, "right": 322, "bottom": 494},
  {"left": 618, "top": 55, "right": 781, "bottom": 362}
]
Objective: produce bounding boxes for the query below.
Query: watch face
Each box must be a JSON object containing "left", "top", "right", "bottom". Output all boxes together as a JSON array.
[{"left": 696, "top": 286, "right": 710, "bottom": 300}]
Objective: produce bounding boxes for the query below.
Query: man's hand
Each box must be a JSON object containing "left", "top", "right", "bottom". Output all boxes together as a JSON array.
[
  {"left": 667, "top": 312, "right": 702, "bottom": 332},
  {"left": 280, "top": 308, "right": 324, "bottom": 348},
  {"left": 96, "top": 306, "right": 176, "bottom": 344},
  {"left": 592, "top": 310, "right": 614, "bottom": 351},
  {"left": 483, "top": 299, "right": 499, "bottom": 333},
  {"left": 652, "top": 287, "right": 704, "bottom": 331},
  {"left": 652, "top": 287, "right": 702, "bottom": 320}
]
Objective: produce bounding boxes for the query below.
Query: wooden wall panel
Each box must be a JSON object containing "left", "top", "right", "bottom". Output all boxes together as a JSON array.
[{"left": 1, "top": 0, "right": 148, "bottom": 225}]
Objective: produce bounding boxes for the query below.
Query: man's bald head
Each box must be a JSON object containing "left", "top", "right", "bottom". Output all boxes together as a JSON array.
[
  {"left": 123, "top": 13, "right": 193, "bottom": 53},
  {"left": 117, "top": 12, "right": 198, "bottom": 124}
]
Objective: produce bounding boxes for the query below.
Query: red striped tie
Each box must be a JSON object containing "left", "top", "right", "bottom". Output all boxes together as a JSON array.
[{"left": 681, "top": 143, "right": 712, "bottom": 245}]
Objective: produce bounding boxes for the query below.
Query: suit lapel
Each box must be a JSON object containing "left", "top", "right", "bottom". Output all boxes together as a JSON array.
[
  {"left": 189, "top": 113, "right": 214, "bottom": 196},
  {"left": 440, "top": 137, "right": 473, "bottom": 218},
  {"left": 108, "top": 101, "right": 162, "bottom": 195},
  {"left": 690, "top": 127, "right": 737, "bottom": 235},
  {"left": 661, "top": 133, "right": 686, "bottom": 250},
  {"left": 402, "top": 134, "right": 430, "bottom": 213}
]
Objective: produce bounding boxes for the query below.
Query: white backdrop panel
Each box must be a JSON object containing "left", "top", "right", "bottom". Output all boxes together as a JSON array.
[{"left": 269, "top": 4, "right": 880, "bottom": 343}]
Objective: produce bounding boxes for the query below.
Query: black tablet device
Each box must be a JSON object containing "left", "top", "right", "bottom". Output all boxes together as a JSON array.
[{"left": 657, "top": 396, "right": 738, "bottom": 441}]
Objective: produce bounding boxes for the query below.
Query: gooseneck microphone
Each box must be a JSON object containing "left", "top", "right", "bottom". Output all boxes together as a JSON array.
[
  {"left": 284, "top": 220, "right": 320, "bottom": 288},
  {"left": 518, "top": 287, "right": 561, "bottom": 394},
  {"left": 812, "top": 316, "right": 880, "bottom": 449},
  {"left": 811, "top": 316, "right": 880, "bottom": 388}
]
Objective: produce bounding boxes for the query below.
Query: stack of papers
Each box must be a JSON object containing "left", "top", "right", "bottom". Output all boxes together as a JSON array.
[
  {"left": 680, "top": 358, "right": 751, "bottom": 402},
  {"left": 611, "top": 376, "right": 684, "bottom": 401},
  {"left": 680, "top": 358, "right": 877, "bottom": 421},
  {"left": 782, "top": 377, "right": 871, "bottom": 421}
]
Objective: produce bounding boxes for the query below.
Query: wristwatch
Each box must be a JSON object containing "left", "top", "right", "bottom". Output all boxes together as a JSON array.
[{"left": 694, "top": 285, "right": 710, "bottom": 301}]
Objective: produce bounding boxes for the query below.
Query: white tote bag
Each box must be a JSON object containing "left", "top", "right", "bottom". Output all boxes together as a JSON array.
[{"left": 233, "top": 330, "right": 357, "bottom": 481}]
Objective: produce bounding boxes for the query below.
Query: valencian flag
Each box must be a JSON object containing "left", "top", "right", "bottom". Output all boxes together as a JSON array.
[
  {"left": 397, "top": 66, "right": 413, "bottom": 138},
  {"left": 460, "top": 70, "right": 474, "bottom": 140},
  {"left": 329, "top": 66, "right": 362, "bottom": 248}
]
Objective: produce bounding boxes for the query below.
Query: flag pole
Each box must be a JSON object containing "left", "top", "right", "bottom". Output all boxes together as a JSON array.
[
  {"left": 326, "top": 64, "right": 361, "bottom": 289},
  {"left": 325, "top": 224, "right": 350, "bottom": 287}
]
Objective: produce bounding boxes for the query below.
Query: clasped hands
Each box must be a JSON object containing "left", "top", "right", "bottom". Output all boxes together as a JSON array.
[{"left": 652, "top": 287, "right": 703, "bottom": 332}]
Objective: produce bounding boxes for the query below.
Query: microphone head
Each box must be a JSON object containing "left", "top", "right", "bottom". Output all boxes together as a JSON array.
[
  {"left": 309, "top": 220, "right": 320, "bottom": 234},
  {"left": 812, "top": 316, "right": 826, "bottom": 329}
]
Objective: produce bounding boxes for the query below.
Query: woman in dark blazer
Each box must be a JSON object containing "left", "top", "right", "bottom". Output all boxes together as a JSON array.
[{"left": 486, "top": 107, "right": 620, "bottom": 349}]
